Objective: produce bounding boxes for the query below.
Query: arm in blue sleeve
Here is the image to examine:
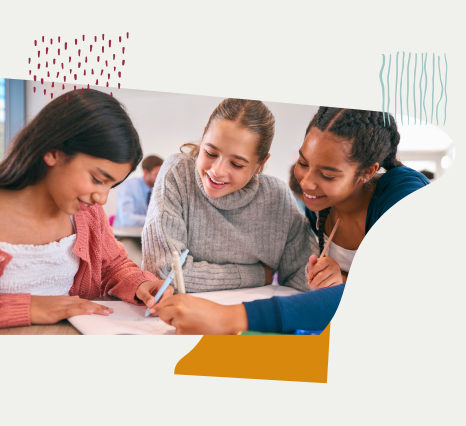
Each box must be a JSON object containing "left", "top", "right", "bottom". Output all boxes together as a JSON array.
[
  {"left": 116, "top": 182, "right": 147, "bottom": 227},
  {"left": 243, "top": 284, "right": 345, "bottom": 334}
]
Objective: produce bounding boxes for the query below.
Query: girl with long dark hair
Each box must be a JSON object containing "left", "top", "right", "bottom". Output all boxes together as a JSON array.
[{"left": 0, "top": 89, "right": 170, "bottom": 329}]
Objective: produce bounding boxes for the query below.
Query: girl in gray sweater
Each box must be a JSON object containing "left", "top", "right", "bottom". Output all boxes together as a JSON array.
[{"left": 142, "top": 99, "right": 342, "bottom": 298}]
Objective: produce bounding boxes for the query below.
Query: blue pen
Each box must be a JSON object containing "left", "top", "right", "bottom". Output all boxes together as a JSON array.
[
  {"left": 292, "top": 330, "right": 323, "bottom": 335},
  {"left": 144, "top": 249, "right": 189, "bottom": 317}
]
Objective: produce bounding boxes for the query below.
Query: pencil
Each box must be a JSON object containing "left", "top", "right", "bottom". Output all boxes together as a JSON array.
[
  {"left": 173, "top": 251, "right": 186, "bottom": 294},
  {"left": 308, "top": 218, "right": 341, "bottom": 286}
]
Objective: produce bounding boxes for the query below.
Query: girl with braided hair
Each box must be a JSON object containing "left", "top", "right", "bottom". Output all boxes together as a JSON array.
[{"left": 295, "top": 108, "right": 429, "bottom": 288}]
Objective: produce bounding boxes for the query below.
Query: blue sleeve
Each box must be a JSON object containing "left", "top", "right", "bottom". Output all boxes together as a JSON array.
[
  {"left": 243, "top": 284, "right": 345, "bottom": 334},
  {"left": 366, "top": 167, "right": 429, "bottom": 234}
]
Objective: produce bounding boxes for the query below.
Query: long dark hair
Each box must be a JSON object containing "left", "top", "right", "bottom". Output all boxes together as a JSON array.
[
  {"left": 0, "top": 89, "right": 143, "bottom": 190},
  {"left": 305, "top": 108, "right": 403, "bottom": 254},
  {"left": 181, "top": 98, "right": 275, "bottom": 174}
]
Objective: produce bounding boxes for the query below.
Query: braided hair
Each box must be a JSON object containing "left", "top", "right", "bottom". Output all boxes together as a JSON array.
[{"left": 306, "top": 108, "right": 403, "bottom": 254}]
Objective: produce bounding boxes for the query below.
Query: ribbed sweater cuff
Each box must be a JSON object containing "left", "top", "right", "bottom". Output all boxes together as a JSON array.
[
  {"left": 108, "top": 271, "right": 158, "bottom": 305},
  {"left": 0, "top": 294, "right": 31, "bottom": 328},
  {"left": 236, "top": 264, "right": 266, "bottom": 288},
  {"left": 243, "top": 298, "right": 283, "bottom": 333}
]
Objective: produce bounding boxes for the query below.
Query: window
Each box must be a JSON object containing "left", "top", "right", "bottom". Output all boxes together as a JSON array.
[{"left": 1, "top": 79, "right": 26, "bottom": 161}]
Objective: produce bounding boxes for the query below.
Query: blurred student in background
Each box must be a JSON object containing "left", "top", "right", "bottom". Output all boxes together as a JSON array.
[
  {"left": 114, "top": 155, "right": 164, "bottom": 227},
  {"left": 289, "top": 163, "right": 306, "bottom": 215}
]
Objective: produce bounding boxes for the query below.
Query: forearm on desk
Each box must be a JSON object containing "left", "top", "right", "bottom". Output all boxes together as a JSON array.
[
  {"left": 181, "top": 261, "right": 266, "bottom": 292},
  {"left": 243, "top": 284, "right": 346, "bottom": 333}
]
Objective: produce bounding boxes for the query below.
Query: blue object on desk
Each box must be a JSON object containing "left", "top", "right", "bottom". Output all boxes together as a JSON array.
[
  {"left": 292, "top": 329, "right": 323, "bottom": 335},
  {"left": 144, "top": 249, "right": 189, "bottom": 317}
]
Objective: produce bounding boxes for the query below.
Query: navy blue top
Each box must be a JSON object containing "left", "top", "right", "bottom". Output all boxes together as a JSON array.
[
  {"left": 243, "top": 167, "right": 429, "bottom": 333},
  {"left": 306, "top": 166, "right": 430, "bottom": 236}
]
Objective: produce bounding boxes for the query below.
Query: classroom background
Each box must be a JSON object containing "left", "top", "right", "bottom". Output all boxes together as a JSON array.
[{"left": 0, "top": 77, "right": 455, "bottom": 222}]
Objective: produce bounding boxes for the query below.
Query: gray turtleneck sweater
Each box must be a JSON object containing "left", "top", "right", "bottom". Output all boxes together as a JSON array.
[{"left": 142, "top": 153, "right": 319, "bottom": 293}]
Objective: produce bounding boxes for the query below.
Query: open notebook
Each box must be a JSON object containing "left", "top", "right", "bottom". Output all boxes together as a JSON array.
[{"left": 68, "top": 285, "right": 301, "bottom": 335}]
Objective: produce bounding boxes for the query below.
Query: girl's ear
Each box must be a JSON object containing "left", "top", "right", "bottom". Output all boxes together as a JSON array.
[
  {"left": 255, "top": 153, "right": 271, "bottom": 174},
  {"left": 43, "top": 149, "right": 60, "bottom": 167},
  {"left": 360, "top": 162, "right": 380, "bottom": 183}
]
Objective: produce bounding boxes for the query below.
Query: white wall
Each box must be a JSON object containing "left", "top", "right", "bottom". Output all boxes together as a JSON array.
[
  {"left": 25, "top": 81, "right": 318, "bottom": 216},
  {"left": 24, "top": 81, "right": 454, "bottom": 216}
]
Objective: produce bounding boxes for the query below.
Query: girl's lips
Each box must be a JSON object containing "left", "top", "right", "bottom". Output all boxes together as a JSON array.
[
  {"left": 78, "top": 199, "right": 91, "bottom": 211},
  {"left": 303, "top": 193, "right": 327, "bottom": 204},
  {"left": 205, "top": 173, "right": 229, "bottom": 190}
]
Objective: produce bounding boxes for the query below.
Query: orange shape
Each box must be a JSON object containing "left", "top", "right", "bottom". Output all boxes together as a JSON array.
[{"left": 175, "top": 324, "right": 330, "bottom": 383}]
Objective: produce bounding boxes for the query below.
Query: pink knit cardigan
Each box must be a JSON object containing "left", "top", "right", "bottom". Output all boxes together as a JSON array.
[{"left": 0, "top": 204, "right": 156, "bottom": 328}]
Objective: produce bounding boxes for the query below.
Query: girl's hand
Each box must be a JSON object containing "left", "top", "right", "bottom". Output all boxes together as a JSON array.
[
  {"left": 30, "top": 295, "right": 114, "bottom": 325},
  {"left": 157, "top": 294, "right": 248, "bottom": 335},
  {"left": 136, "top": 280, "right": 174, "bottom": 316},
  {"left": 307, "top": 254, "right": 343, "bottom": 289}
]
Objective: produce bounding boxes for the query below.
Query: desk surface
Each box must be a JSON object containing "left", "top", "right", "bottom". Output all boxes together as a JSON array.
[
  {"left": 112, "top": 226, "right": 143, "bottom": 238},
  {"left": 0, "top": 296, "right": 118, "bottom": 336}
]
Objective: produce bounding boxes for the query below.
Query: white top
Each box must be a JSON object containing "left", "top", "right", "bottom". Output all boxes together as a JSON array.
[
  {"left": 0, "top": 217, "right": 80, "bottom": 296},
  {"left": 315, "top": 214, "right": 357, "bottom": 273}
]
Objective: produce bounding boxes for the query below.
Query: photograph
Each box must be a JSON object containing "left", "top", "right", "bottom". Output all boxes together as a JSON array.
[{"left": 0, "top": 80, "right": 452, "bottom": 335}]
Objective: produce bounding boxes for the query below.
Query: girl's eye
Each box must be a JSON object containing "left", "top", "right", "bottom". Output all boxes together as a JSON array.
[
  {"left": 204, "top": 150, "right": 216, "bottom": 158},
  {"left": 320, "top": 173, "right": 335, "bottom": 181},
  {"left": 231, "top": 163, "right": 244, "bottom": 169},
  {"left": 92, "top": 176, "right": 104, "bottom": 185},
  {"left": 297, "top": 161, "right": 308, "bottom": 168}
]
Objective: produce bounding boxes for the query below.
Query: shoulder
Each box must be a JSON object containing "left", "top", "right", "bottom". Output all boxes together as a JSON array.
[
  {"left": 255, "top": 174, "right": 307, "bottom": 219},
  {"left": 366, "top": 166, "right": 430, "bottom": 232},
  {"left": 158, "top": 153, "right": 195, "bottom": 184},
  {"left": 372, "top": 166, "right": 429, "bottom": 205},
  {"left": 75, "top": 204, "right": 109, "bottom": 231},
  {"left": 376, "top": 166, "right": 429, "bottom": 192},
  {"left": 257, "top": 174, "right": 291, "bottom": 195},
  {"left": 162, "top": 152, "right": 195, "bottom": 172}
]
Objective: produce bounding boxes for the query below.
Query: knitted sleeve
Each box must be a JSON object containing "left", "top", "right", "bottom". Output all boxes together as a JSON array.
[
  {"left": 95, "top": 206, "right": 158, "bottom": 304},
  {"left": 277, "top": 187, "right": 320, "bottom": 292},
  {"left": 0, "top": 293, "right": 31, "bottom": 329},
  {"left": 142, "top": 155, "right": 265, "bottom": 293}
]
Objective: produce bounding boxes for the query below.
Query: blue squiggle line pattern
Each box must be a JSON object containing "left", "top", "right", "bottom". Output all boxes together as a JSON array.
[
  {"left": 431, "top": 53, "right": 435, "bottom": 124},
  {"left": 379, "top": 52, "right": 448, "bottom": 126},
  {"left": 419, "top": 53, "right": 423, "bottom": 124},
  {"left": 423, "top": 52, "right": 427, "bottom": 124},
  {"left": 444, "top": 54, "right": 447, "bottom": 125},
  {"left": 407, "top": 53, "right": 411, "bottom": 125},
  {"left": 436, "top": 55, "right": 444, "bottom": 126},
  {"left": 379, "top": 54, "right": 385, "bottom": 126},
  {"left": 387, "top": 54, "right": 391, "bottom": 126},
  {"left": 400, "top": 52, "right": 405, "bottom": 125}
]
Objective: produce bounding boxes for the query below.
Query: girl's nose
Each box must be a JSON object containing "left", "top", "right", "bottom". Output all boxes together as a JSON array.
[
  {"left": 211, "top": 158, "right": 228, "bottom": 178},
  {"left": 300, "top": 171, "right": 318, "bottom": 191},
  {"left": 91, "top": 191, "right": 108, "bottom": 206}
]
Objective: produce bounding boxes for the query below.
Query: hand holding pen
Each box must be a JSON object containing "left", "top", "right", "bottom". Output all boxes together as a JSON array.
[
  {"left": 307, "top": 218, "right": 344, "bottom": 289},
  {"left": 140, "top": 249, "right": 189, "bottom": 317}
]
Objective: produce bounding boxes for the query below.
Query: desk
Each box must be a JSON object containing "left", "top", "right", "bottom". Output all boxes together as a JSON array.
[
  {"left": 112, "top": 226, "right": 143, "bottom": 238},
  {"left": 112, "top": 227, "right": 143, "bottom": 266},
  {"left": 0, "top": 296, "right": 118, "bottom": 335}
]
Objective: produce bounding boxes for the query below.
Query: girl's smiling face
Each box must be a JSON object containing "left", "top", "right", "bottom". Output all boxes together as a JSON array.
[
  {"left": 197, "top": 119, "right": 270, "bottom": 198},
  {"left": 294, "top": 127, "right": 371, "bottom": 212},
  {"left": 43, "top": 151, "right": 132, "bottom": 215}
]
